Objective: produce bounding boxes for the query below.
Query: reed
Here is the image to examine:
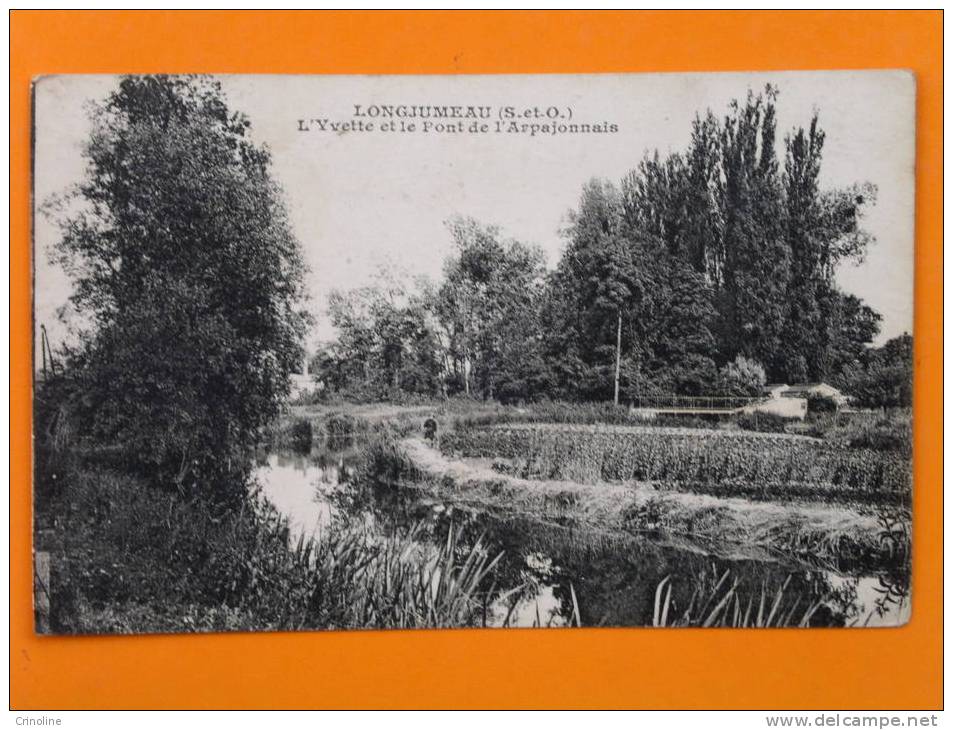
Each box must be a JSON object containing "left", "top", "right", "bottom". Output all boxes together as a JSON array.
[
  {"left": 302, "top": 523, "right": 504, "bottom": 629},
  {"left": 652, "top": 571, "right": 823, "bottom": 628}
]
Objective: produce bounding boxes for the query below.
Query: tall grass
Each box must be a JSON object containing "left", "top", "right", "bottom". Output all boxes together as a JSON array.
[
  {"left": 652, "top": 570, "right": 822, "bottom": 627},
  {"left": 286, "top": 523, "right": 504, "bottom": 630}
]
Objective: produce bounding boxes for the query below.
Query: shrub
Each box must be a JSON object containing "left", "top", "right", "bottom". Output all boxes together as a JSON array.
[
  {"left": 324, "top": 412, "right": 367, "bottom": 439},
  {"left": 842, "top": 413, "right": 912, "bottom": 454},
  {"left": 719, "top": 355, "right": 767, "bottom": 397},
  {"left": 289, "top": 419, "right": 313, "bottom": 452}
]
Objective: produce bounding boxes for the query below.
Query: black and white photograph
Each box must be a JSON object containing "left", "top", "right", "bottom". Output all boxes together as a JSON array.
[{"left": 32, "top": 71, "right": 914, "bottom": 634}]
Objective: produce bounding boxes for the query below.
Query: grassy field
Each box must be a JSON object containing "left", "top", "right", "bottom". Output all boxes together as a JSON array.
[{"left": 439, "top": 423, "right": 910, "bottom": 507}]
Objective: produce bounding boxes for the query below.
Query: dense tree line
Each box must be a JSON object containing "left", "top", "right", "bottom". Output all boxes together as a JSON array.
[{"left": 314, "top": 87, "right": 910, "bottom": 408}]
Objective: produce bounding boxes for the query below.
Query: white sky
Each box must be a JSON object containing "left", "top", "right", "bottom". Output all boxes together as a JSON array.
[{"left": 34, "top": 71, "right": 915, "bottom": 352}]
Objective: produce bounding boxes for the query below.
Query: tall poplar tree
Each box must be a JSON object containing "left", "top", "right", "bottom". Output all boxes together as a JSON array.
[{"left": 717, "top": 87, "right": 789, "bottom": 379}]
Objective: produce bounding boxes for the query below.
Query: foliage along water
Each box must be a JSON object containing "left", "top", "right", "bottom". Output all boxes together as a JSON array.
[{"left": 255, "top": 437, "right": 910, "bottom": 629}]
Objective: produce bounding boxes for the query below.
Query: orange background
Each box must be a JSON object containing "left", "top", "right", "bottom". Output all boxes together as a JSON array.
[{"left": 10, "top": 10, "right": 943, "bottom": 709}]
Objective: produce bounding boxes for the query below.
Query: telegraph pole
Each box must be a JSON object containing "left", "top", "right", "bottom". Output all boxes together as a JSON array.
[{"left": 613, "top": 309, "right": 622, "bottom": 407}]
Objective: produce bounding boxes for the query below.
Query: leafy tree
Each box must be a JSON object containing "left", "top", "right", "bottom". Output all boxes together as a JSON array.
[
  {"left": 436, "top": 217, "right": 547, "bottom": 401},
  {"left": 543, "top": 179, "right": 638, "bottom": 402},
  {"left": 322, "top": 270, "right": 444, "bottom": 400},
  {"left": 48, "top": 75, "right": 308, "bottom": 505},
  {"left": 826, "top": 293, "right": 882, "bottom": 383},
  {"left": 325, "top": 288, "right": 378, "bottom": 389},
  {"left": 538, "top": 269, "right": 587, "bottom": 400},
  {"left": 546, "top": 87, "right": 882, "bottom": 399},
  {"left": 841, "top": 334, "right": 913, "bottom": 409}
]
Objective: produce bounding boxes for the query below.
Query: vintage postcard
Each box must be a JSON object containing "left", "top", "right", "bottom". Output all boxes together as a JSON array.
[{"left": 32, "top": 71, "right": 914, "bottom": 634}]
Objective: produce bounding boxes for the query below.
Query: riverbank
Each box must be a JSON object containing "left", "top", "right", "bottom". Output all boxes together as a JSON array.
[{"left": 393, "top": 436, "right": 906, "bottom": 572}]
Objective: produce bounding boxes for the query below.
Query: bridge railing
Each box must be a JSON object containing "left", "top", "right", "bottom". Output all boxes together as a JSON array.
[{"left": 630, "top": 394, "right": 765, "bottom": 411}]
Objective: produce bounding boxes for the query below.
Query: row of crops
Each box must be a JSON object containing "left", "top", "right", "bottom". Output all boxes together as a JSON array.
[{"left": 439, "top": 426, "right": 911, "bottom": 507}]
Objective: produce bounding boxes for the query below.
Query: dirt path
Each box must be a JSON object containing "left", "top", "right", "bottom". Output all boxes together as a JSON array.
[{"left": 402, "top": 437, "right": 636, "bottom": 528}]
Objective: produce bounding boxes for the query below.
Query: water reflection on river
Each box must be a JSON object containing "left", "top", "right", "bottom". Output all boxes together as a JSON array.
[{"left": 255, "top": 440, "right": 910, "bottom": 629}]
